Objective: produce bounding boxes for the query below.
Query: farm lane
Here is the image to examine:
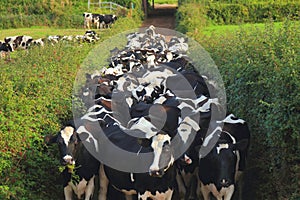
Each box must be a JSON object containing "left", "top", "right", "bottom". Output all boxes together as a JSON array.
[{"left": 141, "top": 4, "right": 177, "bottom": 30}]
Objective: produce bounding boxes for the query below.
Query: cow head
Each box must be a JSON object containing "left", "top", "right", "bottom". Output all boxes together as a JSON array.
[
  {"left": 201, "top": 132, "right": 249, "bottom": 190},
  {"left": 45, "top": 124, "right": 80, "bottom": 166},
  {"left": 148, "top": 133, "right": 174, "bottom": 177}
]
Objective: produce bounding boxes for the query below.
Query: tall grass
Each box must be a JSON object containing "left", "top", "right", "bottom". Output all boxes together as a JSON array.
[
  {"left": 0, "top": 11, "right": 142, "bottom": 199},
  {"left": 193, "top": 20, "right": 300, "bottom": 200}
]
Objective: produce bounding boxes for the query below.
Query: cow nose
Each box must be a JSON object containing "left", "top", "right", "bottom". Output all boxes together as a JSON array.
[
  {"left": 149, "top": 169, "right": 163, "bottom": 177},
  {"left": 63, "top": 155, "right": 74, "bottom": 165},
  {"left": 220, "top": 179, "right": 230, "bottom": 187}
]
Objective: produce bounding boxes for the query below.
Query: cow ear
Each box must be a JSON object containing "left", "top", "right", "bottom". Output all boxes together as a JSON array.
[
  {"left": 44, "top": 134, "right": 58, "bottom": 145},
  {"left": 233, "top": 139, "right": 249, "bottom": 151}
]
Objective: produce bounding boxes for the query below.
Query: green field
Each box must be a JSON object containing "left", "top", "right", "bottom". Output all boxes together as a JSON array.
[{"left": 0, "top": 27, "right": 88, "bottom": 40}]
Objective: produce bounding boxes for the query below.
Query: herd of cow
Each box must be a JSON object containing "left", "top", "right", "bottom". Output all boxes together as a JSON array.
[
  {"left": 0, "top": 30, "right": 100, "bottom": 60},
  {"left": 0, "top": 12, "right": 118, "bottom": 60},
  {"left": 45, "top": 25, "right": 251, "bottom": 200}
]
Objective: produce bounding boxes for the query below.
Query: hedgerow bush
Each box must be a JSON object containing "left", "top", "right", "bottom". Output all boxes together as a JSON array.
[
  {"left": 179, "top": 19, "right": 299, "bottom": 199},
  {"left": 0, "top": 11, "right": 142, "bottom": 199},
  {"left": 178, "top": 0, "right": 299, "bottom": 25},
  {"left": 176, "top": 3, "right": 207, "bottom": 35},
  {"left": 208, "top": 2, "right": 300, "bottom": 24}
]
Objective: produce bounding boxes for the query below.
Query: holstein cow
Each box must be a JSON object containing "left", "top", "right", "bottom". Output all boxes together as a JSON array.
[
  {"left": 100, "top": 14, "right": 118, "bottom": 29},
  {"left": 4, "top": 35, "right": 33, "bottom": 51},
  {"left": 0, "top": 40, "right": 13, "bottom": 59},
  {"left": 45, "top": 120, "right": 100, "bottom": 200},
  {"left": 77, "top": 103, "right": 182, "bottom": 200},
  {"left": 83, "top": 12, "right": 94, "bottom": 29},
  {"left": 97, "top": 126, "right": 177, "bottom": 200},
  {"left": 198, "top": 114, "right": 250, "bottom": 200}
]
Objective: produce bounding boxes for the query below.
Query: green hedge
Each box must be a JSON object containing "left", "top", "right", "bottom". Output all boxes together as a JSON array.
[
  {"left": 177, "top": 17, "right": 300, "bottom": 199},
  {"left": 176, "top": 3, "right": 207, "bottom": 34},
  {"left": 206, "top": 2, "right": 300, "bottom": 24}
]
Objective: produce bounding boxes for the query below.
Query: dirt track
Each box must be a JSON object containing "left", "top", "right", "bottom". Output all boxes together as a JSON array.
[{"left": 142, "top": 4, "right": 177, "bottom": 29}]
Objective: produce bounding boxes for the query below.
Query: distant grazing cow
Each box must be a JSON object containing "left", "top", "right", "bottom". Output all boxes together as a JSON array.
[
  {"left": 31, "top": 38, "right": 45, "bottom": 47},
  {"left": 4, "top": 35, "right": 33, "bottom": 51},
  {"left": 100, "top": 14, "right": 117, "bottom": 29},
  {"left": 198, "top": 114, "right": 250, "bottom": 200},
  {"left": 0, "top": 41, "right": 12, "bottom": 59},
  {"left": 45, "top": 120, "right": 100, "bottom": 200},
  {"left": 47, "top": 35, "right": 62, "bottom": 45},
  {"left": 83, "top": 12, "right": 93, "bottom": 29}
]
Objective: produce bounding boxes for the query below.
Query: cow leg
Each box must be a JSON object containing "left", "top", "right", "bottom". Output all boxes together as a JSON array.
[
  {"left": 125, "top": 195, "right": 133, "bottom": 200},
  {"left": 85, "top": 175, "right": 95, "bottom": 200},
  {"left": 185, "top": 175, "right": 198, "bottom": 200},
  {"left": 64, "top": 184, "right": 73, "bottom": 200},
  {"left": 98, "top": 164, "right": 109, "bottom": 200},
  {"left": 223, "top": 185, "right": 235, "bottom": 200},
  {"left": 199, "top": 182, "right": 210, "bottom": 200},
  {"left": 176, "top": 171, "right": 187, "bottom": 197},
  {"left": 165, "top": 189, "right": 174, "bottom": 200},
  {"left": 234, "top": 171, "right": 244, "bottom": 200}
]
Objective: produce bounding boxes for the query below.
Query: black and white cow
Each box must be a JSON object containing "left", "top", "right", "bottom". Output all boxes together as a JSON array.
[
  {"left": 45, "top": 120, "right": 100, "bottom": 200},
  {"left": 97, "top": 126, "right": 177, "bottom": 200},
  {"left": 83, "top": 12, "right": 94, "bottom": 29},
  {"left": 197, "top": 114, "right": 250, "bottom": 200},
  {"left": 100, "top": 14, "right": 118, "bottom": 29},
  {"left": 31, "top": 38, "right": 45, "bottom": 47},
  {"left": 0, "top": 40, "right": 13, "bottom": 59},
  {"left": 4, "top": 35, "right": 33, "bottom": 51}
]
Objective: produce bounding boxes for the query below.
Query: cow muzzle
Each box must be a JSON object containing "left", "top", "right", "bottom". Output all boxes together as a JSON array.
[
  {"left": 62, "top": 155, "right": 75, "bottom": 165},
  {"left": 219, "top": 179, "right": 231, "bottom": 188}
]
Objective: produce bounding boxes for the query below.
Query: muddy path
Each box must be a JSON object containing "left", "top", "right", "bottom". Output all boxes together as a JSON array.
[
  {"left": 141, "top": 4, "right": 177, "bottom": 29},
  {"left": 141, "top": 4, "right": 177, "bottom": 40}
]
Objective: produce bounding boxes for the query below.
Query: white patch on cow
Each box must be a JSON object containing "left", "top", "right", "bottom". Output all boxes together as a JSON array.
[
  {"left": 81, "top": 106, "right": 113, "bottom": 122},
  {"left": 202, "top": 126, "right": 222, "bottom": 147},
  {"left": 138, "top": 188, "right": 173, "bottom": 200},
  {"left": 32, "top": 38, "right": 44, "bottom": 46},
  {"left": 61, "top": 126, "right": 75, "bottom": 147},
  {"left": 201, "top": 182, "right": 235, "bottom": 200},
  {"left": 166, "top": 51, "right": 173, "bottom": 62},
  {"left": 216, "top": 143, "right": 229, "bottom": 154},
  {"left": 178, "top": 116, "right": 201, "bottom": 143},
  {"left": 223, "top": 131, "right": 236, "bottom": 144},
  {"left": 126, "top": 97, "right": 133, "bottom": 107},
  {"left": 83, "top": 91, "right": 89, "bottom": 96},
  {"left": 128, "top": 117, "right": 158, "bottom": 138},
  {"left": 178, "top": 122, "right": 192, "bottom": 143},
  {"left": 197, "top": 98, "right": 219, "bottom": 112},
  {"left": 77, "top": 126, "right": 99, "bottom": 152},
  {"left": 153, "top": 96, "right": 167, "bottom": 104},
  {"left": 177, "top": 101, "right": 196, "bottom": 111},
  {"left": 130, "top": 173, "right": 134, "bottom": 182},
  {"left": 217, "top": 114, "right": 245, "bottom": 124},
  {"left": 63, "top": 155, "right": 75, "bottom": 165},
  {"left": 132, "top": 84, "right": 144, "bottom": 101},
  {"left": 176, "top": 95, "right": 208, "bottom": 108},
  {"left": 149, "top": 134, "right": 171, "bottom": 172}
]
